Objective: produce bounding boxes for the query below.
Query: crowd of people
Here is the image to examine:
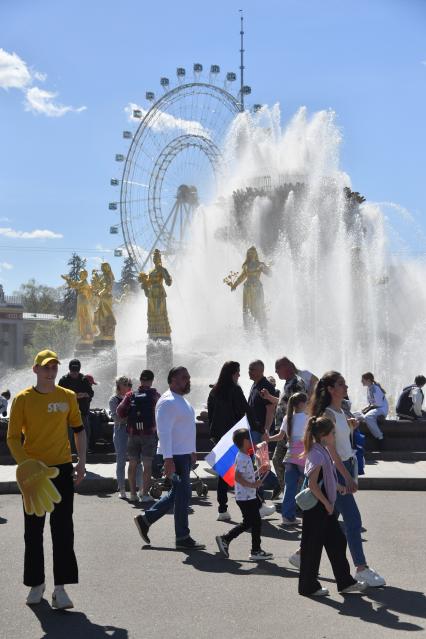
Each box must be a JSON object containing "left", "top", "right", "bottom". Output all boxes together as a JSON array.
[{"left": 4, "top": 348, "right": 426, "bottom": 608}]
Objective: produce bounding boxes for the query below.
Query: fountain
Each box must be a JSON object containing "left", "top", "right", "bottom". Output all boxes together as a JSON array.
[{"left": 1, "top": 104, "right": 425, "bottom": 415}]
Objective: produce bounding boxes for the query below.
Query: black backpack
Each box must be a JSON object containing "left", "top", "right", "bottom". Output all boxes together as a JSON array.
[{"left": 127, "top": 388, "right": 157, "bottom": 433}]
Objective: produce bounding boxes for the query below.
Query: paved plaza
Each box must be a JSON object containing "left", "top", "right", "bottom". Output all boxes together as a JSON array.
[{"left": 1, "top": 490, "right": 425, "bottom": 639}]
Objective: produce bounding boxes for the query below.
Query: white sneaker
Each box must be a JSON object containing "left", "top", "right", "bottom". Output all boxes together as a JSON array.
[
  {"left": 355, "top": 568, "right": 386, "bottom": 587},
  {"left": 118, "top": 489, "right": 126, "bottom": 499},
  {"left": 288, "top": 552, "right": 301, "bottom": 569},
  {"left": 217, "top": 511, "right": 231, "bottom": 521},
  {"left": 259, "top": 503, "right": 276, "bottom": 518},
  {"left": 139, "top": 494, "right": 156, "bottom": 504},
  {"left": 312, "top": 587, "right": 329, "bottom": 597},
  {"left": 281, "top": 516, "right": 302, "bottom": 526},
  {"left": 340, "top": 581, "right": 368, "bottom": 594},
  {"left": 51, "top": 587, "right": 74, "bottom": 610},
  {"left": 129, "top": 493, "right": 138, "bottom": 502},
  {"left": 26, "top": 583, "right": 45, "bottom": 605},
  {"left": 249, "top": 549, "right": 274, "bottom": 561}
]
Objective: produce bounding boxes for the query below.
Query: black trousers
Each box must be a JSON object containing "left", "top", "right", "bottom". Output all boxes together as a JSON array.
[
  {"left": 223, "top": 498, "right": 262, "bottom": 552},
  {"left": 23, "top": 463, "right": 78, "bottom": 587},
  {"left": 217, "top": 476, "right": 229, "bottom": 513},
  {"left": 299, "top": 501, "right": 356, "bottom": 595}
]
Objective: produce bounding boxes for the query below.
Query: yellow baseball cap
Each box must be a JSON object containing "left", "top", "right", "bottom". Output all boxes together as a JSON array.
[{"left": 33, "top": 349, "right": 61, "bottom": 367}]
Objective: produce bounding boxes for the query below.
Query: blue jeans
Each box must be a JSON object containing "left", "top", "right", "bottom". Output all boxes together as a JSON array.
[
  {"left": 335, "top": 458, "right": 366, "bottom": 568},
  {"left": 281, "top": 463, "right": 304, "bottom": 520},
  {"left": 113, "top": 425, "right": 141, "bottom": 490},
  {"left": 250, "top": 430, "right": 280, "bottom": 498},
  {"left": 144, "top": 454, "right": 191, "bottom": 540}
]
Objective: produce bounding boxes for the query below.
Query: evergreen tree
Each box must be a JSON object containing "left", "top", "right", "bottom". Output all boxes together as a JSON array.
[
  {"left": 61, "top": 253, "right": 87, "bottom": 320},
  {"left": 120, "top": 255, "right": 138, "bottom": 292}
]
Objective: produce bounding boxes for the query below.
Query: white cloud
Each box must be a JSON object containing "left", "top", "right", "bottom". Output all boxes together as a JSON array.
[
  {"left": 0, "top": 47, "right": 86, "bottom": 117},
  {"left": 0, "top": 261, "right": 13, "bottom": 271},
  {"left": 125, "top": 102, "right": 209, "bottom": 137},
  {"left": 0, "top": 48, "right": 31, "bottom": 89},
  {"left": 24, "top": 87, "right": 86, "bottom": 117},
  {"left": 0, "top": 227, "right": 63, "bottom": 239}
]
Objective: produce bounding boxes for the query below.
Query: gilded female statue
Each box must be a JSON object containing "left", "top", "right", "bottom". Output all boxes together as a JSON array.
[
  {"left": 94, "top": 262, "right": 116, "bottom": 342},
  {"left": 61, "top": 269, "right": 95, "bottom": 343},
  {"left": 227, "top": 246, "right": 271, "bottom": 330},
  {"left": 138, "top": 249, "right": 172, "bottom": 340}
]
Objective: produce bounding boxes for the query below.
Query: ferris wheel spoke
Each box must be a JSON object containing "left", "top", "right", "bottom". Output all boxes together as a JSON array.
[{"left": 119, "top": 80, "right": 240, "bottom": 267}]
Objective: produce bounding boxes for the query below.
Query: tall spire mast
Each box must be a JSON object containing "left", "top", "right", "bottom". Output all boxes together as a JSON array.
[{"left": 239, "top": 9, "right": 245, "bottom": 112}]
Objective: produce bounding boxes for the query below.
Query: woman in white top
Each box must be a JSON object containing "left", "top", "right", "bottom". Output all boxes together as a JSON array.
[
  {"left": 361, "top": 372, "right": 388, "bottom": 441},
  {"left": 309, "top": 371, "right": 385, "bottom": 587},
  {"left": 267, "top": 392, "right": 308, "bottom": 525}
]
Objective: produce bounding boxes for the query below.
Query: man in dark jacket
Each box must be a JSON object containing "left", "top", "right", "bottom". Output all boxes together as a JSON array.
[{"left": 58, "top": 359, "right": 95, "bottom": 451}]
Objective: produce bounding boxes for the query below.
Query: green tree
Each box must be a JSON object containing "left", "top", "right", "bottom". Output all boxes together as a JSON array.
[
  {"left": 120, "top": 255, "right": 138, "bottom": 292},
  {"left": 24, "top": 319, "right": 77, "bottom": 365},
  {"left": 61, "top": 253, "right": 87, "bottom": 320},
  {"left": 14, "top": 279, "right": 62, "bottom": 314}
]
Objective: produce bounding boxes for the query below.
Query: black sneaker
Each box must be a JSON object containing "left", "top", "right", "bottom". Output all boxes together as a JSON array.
[
  {"left": 176, "top": 536, "right": 206, "bottom": 550},
  {"left": 134, "top": 514, "right": 150, "bottom": 544},
  {"left": 271, "top": 485, "right": 282, "bottom": 500},
  {"left": 215, "top": 535, "right": 229, "bottom": 558}
]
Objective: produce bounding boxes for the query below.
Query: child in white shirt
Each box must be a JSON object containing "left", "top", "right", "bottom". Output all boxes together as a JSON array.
[{"left": 215, "top": 428, "right": 273, "bottom": 561}]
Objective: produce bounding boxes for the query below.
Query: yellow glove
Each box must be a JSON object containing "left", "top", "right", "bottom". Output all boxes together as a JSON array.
[{"left": 16, "top": 459, "right": 62, "bottom": 517}]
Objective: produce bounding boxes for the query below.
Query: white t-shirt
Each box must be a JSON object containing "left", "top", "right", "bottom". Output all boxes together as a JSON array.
[
  {"left": 280, "top": 412, "right": 307, "bottom": 441},
  {"left": 327, "top": 407, "right": 354, "bottom": 462},
  {"left": 367, "top": 383, "right": 388, "bottom": 414},
  {"left": 298, "top": 370, "right": 314, "bottom": 392},
  {"left": 156, "top": 389, "right": 196, "bottom": 459},
  {"left": 234, "top": 451, "right": 256, "bottom": 501}
]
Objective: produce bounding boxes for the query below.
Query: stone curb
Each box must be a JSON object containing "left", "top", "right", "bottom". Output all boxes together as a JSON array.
[{"left": 1, "top": 474, "right": 426, "bottom": 495}]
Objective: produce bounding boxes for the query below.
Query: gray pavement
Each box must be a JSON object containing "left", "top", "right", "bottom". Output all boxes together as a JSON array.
[{"left": 0, "top": 490, "right": 425, "bottom": 639}]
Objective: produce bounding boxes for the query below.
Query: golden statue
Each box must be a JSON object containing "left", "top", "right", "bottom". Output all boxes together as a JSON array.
[
  {"left": 138, "top": 249, "right": 172, "bottom": 340},
  {"left": 61, "top": 269, "right": 95, "bottom": 343},
  {"left": 93, "top": 262, "right": 116, "bottom": 342},
  {"left": 225, "top": 246, "right": 271, "bottom": 330}
]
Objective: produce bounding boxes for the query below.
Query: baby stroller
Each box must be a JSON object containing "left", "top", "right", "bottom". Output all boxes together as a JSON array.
[{"left": 149, "top": 454, "right": 208, "bottom": 499}]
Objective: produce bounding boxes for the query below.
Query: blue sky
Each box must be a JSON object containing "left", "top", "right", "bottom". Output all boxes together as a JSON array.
[{"left": 0, "top": 0, "right": 425, "bottom": 293}]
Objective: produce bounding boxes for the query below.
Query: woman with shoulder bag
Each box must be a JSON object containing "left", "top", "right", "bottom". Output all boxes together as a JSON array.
[
  {"left": 299, "top": 415, "right": 366, "bottom": 596},
  {"left": 309, "top": 371, "right": 386, "bottom": 587}
]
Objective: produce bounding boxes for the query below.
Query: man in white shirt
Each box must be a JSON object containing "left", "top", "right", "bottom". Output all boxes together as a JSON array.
[{"left": 134, "top": 367, "right": 205, "bottom": 550}]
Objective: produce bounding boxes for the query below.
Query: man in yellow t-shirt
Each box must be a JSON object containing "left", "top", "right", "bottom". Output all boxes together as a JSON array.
[{"left": 7, "top": 349, "right": 86, "bottom": 609}]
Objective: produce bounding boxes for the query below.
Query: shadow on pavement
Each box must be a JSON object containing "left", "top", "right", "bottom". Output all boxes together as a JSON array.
[
  {"left": 180, "top": 548, "right": 302, "bottom": 579},
  {"left": 0, "top": 516, "right": 7, "bottom": 524},
  {"left": 315, "top": 586, "right": 425, "bottom": 632},
  {"left": 30, "top": 600, "right": 128, "bottom": 638}
]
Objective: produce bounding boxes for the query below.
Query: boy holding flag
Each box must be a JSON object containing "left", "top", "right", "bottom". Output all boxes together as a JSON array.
[{"left": 215, "top": 428, "right": 273, "bottom": 561}]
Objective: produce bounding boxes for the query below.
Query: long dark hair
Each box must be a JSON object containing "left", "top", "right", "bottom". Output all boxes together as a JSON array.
[
  {"left": 286, "top": 392, "right": 307, "bottom": 437},
  {"left": 212, "top": 361, "right": 240, "bottom": 398},
  {"left": 362, "top": 372, "right": 386, "bottom": 395},
  {"left": 309, "top": 371, "right": 342, "bottom": 417},
  {"left": 303, "top": 415, "right": 335, "bottom": 454}
]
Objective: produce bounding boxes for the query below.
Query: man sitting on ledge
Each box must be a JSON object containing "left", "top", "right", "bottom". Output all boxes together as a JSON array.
[{"left": 396, "top": 375, "right": 426, "bottom": 420}]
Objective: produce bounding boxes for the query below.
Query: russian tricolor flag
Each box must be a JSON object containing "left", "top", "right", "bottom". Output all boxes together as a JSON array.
[{"left": 205, "top": 416, "right": 249, "bottom": 487}]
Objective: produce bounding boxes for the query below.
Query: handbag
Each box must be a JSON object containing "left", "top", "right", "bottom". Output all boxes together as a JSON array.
[{"left": 295, "top": 477, "right": 323, "bottom": 511}]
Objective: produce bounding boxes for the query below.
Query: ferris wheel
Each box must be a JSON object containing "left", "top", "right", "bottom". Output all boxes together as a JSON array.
[{"left": 109, "top": 62, "right": 253, "bottom": 270}]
